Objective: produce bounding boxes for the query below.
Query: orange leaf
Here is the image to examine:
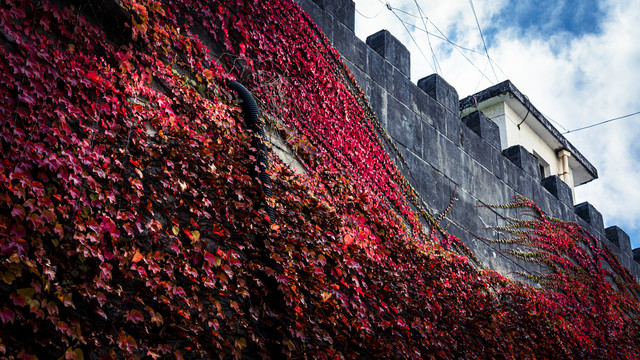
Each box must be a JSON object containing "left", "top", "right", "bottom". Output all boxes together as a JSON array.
[
  {"left": 344, "top": 234, "right": 354, "bottom": 246},
  {"left": 132, "top": 250, "right": 144, "bottom": 263}
]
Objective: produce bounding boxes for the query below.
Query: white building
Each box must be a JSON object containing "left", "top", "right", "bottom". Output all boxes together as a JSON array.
[{"left": 460, "top": 80, "right": 598, "bottom": 198}]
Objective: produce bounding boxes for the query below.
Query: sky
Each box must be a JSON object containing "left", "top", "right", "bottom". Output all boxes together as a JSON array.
[{"left": 352, "top": 0, "right": 640, "bottom": 249}]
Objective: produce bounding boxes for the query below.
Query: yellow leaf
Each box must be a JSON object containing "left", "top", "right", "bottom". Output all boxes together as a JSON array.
[
  {"left": 1, "top": 271, "right": 16, "bottom": 285},
  {"left": 234, "top": 337, "right": 247, "bottom": 350},
  {"left": 17, "top": 288, "right": 35, "bottom": 299},
  {"left": 171, "top": 225, "right": 179, "bottom": 236}
]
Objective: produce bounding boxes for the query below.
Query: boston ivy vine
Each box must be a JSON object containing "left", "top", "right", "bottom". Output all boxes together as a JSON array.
[{"left": 0, "top": 0, "right": 638, "bottom": 358}]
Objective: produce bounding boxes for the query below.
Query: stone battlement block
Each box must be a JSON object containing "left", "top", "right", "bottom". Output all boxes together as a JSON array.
[
  {"left": 461, "top": 111, "right": 500, "bottom": 149},
  {"left": 574, "top": 202, "right": 604, "bottom": 234},
  {"left": 366, "top": 30, "right": 410, "bottom": 77},
  {"left": 606, "top": 226, "right": 632, "bottom": 255},
  {"left": 502, "top": 145, "right": 538, "bottom": 179},
  {"left": 417, "top": 74, "right": 459, "bottom": 117},
  {"left": 541, "top": 175, "right": 573, "bottom": 206},
  {"left": 311, "top": 0, "right": 355, "bottom": 31}
]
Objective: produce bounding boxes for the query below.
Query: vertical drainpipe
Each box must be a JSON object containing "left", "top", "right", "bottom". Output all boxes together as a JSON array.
[
  {"left": 227, "top": 80, "right": 274, "bottom": 224},
  {"left": 557, "top": 149, "right": 571, "bottom": 184},
  {"left": 557, "top": 149, "right": 575, "bottom": 202},
  {"left": 227, "top": 81, "right": 284, "bottom": 358}
]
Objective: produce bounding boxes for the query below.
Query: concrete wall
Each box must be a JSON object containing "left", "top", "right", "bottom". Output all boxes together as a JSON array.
[
  {"left": 294, "top": 0, "right": 640, "bottom": 282},
  {"left": 494, "top": 101, "right": 575, "bottom": 189}
]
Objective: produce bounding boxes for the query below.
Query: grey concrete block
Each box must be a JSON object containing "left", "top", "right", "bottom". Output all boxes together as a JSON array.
[
  {"left": 366, "top": 30, "right": 410, "bottom": 77},
  {"left": 368, "top": 82, "right": 387, "bottom": 127},
  {"left": 449, "top": 188, "right": 484, "bottom": 236},
  {"left": 491, "top": 149, "right": 506, "bottom": 182},
  {"left": 392, "top": 67, "right": 411, "bottom": 105},
  {"left": 417, "top": 74, "right": 459, "bottom": 117},
  {"left": 502, "top": 145, "right": 539, "bottom": 180},
  {"left": 402, "top": 149, "right": 449, "bottom": 212},
  {"left": 502, "top": 158, "right": 521, "bottom": 192},
  {"left": 408, "top": 83, "right": 431, "bottom": 124},
  {"left": 366, "top": 47, "right": 392, "bottom": 89},
  {"left": 459, "top": 124, "right": 479, "bottom": 158},
  {"left": 613, "top": 251, "right": 632, "bottom": 272},
  {"left": 454, "top": 151, "right": 473, "bottom": 194},
  {"left": 298, "top": 0, "right": 640, "bottom": 281},
  {"left": 475, "top": 165, "right": 508, "bottom": 206},
  {"left": 574, "top": 202, "right": 605, "bottom": 235},
  {"left": 531, "top": 182, "right": 558, "bottom": 218},
  {"left": 606, "top": 226, "right": 632, "bottom": 255},
  {"left": 444, "top": 112, "right": 461, "bottom": 146},
  {"left": 518, "top": 172, "right": 536, "bottom": 201},
  {"left": 461, "top": 111, "right": 501, "bottom": 150},
  {"left": 414, "top": 88, "right": 447, "bottom": 135},
  {"left": 387, "top": 96, "right": 422, "bottom": 155},
  {"left": 421, "top": 122, "right": 442, "bottom": 168},
  {"left": 311, "top": 0, "right": 355, "bottom": 31},
  {"left": 348, "top": 61, "right": 369, "bottom": 94},
  {"left": 557, "top": 202, "right": 575, "bottom": 225},
  {"left": 627, "top": 260, "right": 640, "bottom": 283},
  {"left": 352, "top": 39, "right": 369, "bottom": 73},
  {"left": 459, "top": 124, "right": 493, "bottom": 171},
  {"left": 541, "top": 175, "right": 573, "bottom": 206},
  {"left": 331, "top": 20, "right": 354, "bottom": 60},
  {"left": 297, "top": 0, "right": 333, "bottom": 38},
  {"left": 440, "top": 137, "right": 463, "bottom": 183}
]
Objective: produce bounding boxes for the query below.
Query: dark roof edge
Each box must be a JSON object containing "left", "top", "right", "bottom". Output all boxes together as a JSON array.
[{"left": 460, "top": 80, "right": 598, "bottom": 182}]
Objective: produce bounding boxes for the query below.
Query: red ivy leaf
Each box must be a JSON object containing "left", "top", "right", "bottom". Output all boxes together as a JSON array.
[
  {"left": 0, "top": 308, "right": 15, "bottom": 324},
  {"left": 86, "top": 70, "right": 100, "bottom": 83},
  {"left": 126, "top": 309, "right": 144, "bottom": 324},
  {"left": 11, "top": 205, "right": 25, "bottom": 219}
]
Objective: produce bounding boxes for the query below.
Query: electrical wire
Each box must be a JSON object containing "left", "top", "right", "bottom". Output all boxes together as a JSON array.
[
  {"left": 385, "top": 2, "right": 438, "bottom": 74},
  {"left": 474, "top": 59, "right": 489, "bottom": 91},
  {"left": 468, "top": 0, "right": 498, "bottom": 83},
  {"left": 403, "top": 22, "right": 484, "bottom": 55},
  {"left": 413, "top": 0, "right": 441, "bottom": 75},
  {"left": 402, "top": 1, "right": 511, "bottom": 81},
  {"left": 540, "top": 111, "right": 570, "bottom": 132},
  {"left": 563, "top": 111, "right": 640, "bottom": 134},
  {"left": 377, "top": 0, "right": 421, "bottom": 18},
  {"left": 379, "top": 1, "right": 495, "bottom": 84},
  {"left": 365, "top": 0, "right": 638, "bottom": 138},
  {"left": 424, "top": 16, "right": 495, "bottom": 84},
  {"left": 355, "top": 6, "right": 384, "bottom": 19}
]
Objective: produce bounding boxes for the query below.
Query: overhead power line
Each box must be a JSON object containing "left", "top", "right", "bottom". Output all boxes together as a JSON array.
[
  {"left": 403, "top": 22, "right": 484, "bottom": 55},
  {"left": 355, "top": 7, "right": 384, "bottom": 19},
  {"left": 402, "top": 2, "right": 511, "bottom": 81},
  {"left": 384, "top": 2, "right": 438, "bottom": 73},
  {"left": 380, "top": 0, "right": 495, "bottom": 85},
  {"left": 413, "top": 0, "right": 441, "bottom": 74},
  {"left": 468, "top": 0, "right": 498, "bottom": 83},
  {"left": 540, "top": 111, "right": 570, "bottom": 132},
  {"left": 563, "top": 111, "right": 640, "bottom": 134}
]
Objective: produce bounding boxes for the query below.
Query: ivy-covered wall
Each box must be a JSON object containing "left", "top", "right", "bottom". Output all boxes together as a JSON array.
[
  {"left": 0, "top": 0, "right": 639, "bottom": 358},
  {"left": 295, "top": 0, "right": 640, "bottom": 281}
]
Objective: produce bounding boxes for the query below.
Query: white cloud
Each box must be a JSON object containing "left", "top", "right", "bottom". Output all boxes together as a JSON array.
[{"left": 353, "top": 0, "right": 640, "bottom": 247}]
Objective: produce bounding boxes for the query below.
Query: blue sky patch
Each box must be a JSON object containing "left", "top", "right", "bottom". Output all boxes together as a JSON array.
[{"left": 486, "top": 0, "right": 605, "bottom": 41}]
